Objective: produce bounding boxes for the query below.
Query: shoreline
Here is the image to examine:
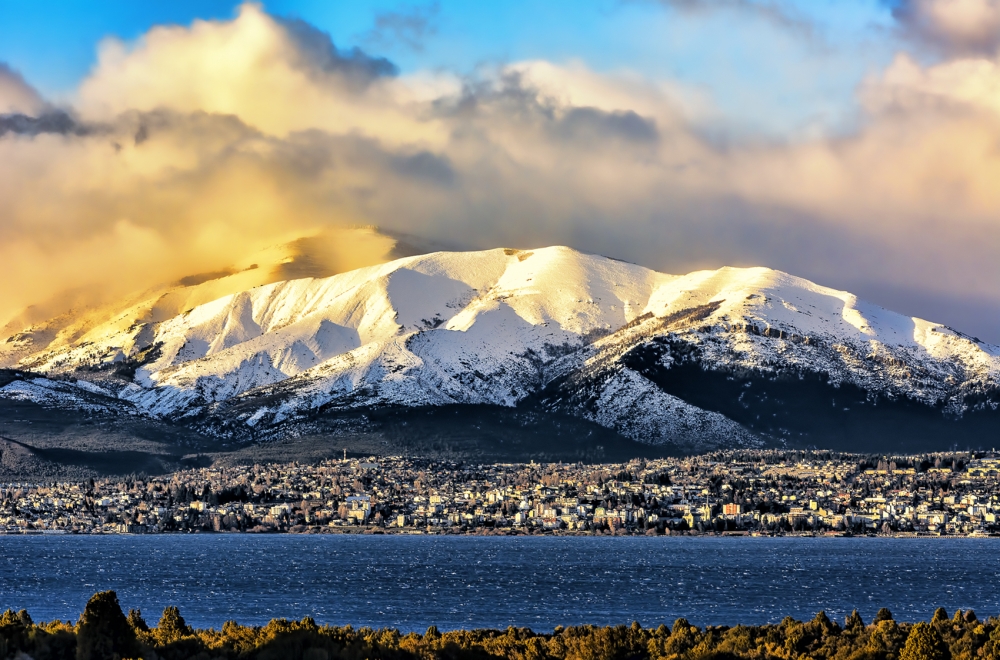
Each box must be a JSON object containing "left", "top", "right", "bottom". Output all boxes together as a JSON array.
[{"left": 1, "top": 527, "right": 996, "bottom": 538}]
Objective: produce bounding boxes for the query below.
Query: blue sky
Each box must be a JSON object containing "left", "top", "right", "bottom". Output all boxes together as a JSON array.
[{"left": 0, "top": 1, "right": 906, "bottom": 136}]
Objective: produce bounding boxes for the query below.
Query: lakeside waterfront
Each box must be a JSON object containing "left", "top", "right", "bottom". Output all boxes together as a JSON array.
[
  {"left": 1, "top": 526, "right": 997, "bottom": 538},
  {"left": 3, "top": 450, "right": 1000, "bottom": 536}
]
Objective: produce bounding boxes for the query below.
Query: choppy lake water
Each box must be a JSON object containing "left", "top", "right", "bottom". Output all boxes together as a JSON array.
[{"left": 2, "top": 535, "right": 998, "bottom": 631}]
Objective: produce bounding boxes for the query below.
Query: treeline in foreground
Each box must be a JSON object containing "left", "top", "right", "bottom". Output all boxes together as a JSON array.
[{"left": 2, "top": 591, "right": 998, "bottom": 660}]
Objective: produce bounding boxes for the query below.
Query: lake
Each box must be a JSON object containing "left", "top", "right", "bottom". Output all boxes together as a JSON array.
[{"left": 1, "top": 535, "right": 998, "bottom": 631}]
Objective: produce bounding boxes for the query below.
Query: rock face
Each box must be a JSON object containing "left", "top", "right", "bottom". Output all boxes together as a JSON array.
[{"left": 2, "top": 246, "right": 999, "bottom": 454}]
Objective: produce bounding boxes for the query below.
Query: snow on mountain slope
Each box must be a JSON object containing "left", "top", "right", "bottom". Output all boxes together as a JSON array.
[
  {"left": 0, "top": 226, "right": 400, "bottom": 372},
  {"left": 114, "top": 247, "right": 669, "bottom": 417},
  {"left": 3, "top": 246, "right": 998, "bottom": 451},
  {"left": 0, "top": 378, "right": 117, "bottom": 414},
  {"left": 645, "top": 265, "right": 995, "bottom": 365},
  {"left": 528, "top": 265, "right": 999, "bottom": 449},
  {"left": 634, "top": 266, "right": 999, "bottom": 409}
]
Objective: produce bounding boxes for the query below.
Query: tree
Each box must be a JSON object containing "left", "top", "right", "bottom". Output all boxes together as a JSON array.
[
  {"left": 874, "top": 608, "right": 894, "bottom": 623},
  {"left": 75, "top": 591, "right": 140, "bottom": 660},
  {"left": 867, "top": 620, "right": 905, "bottom": 656},
  {"left": 0, "top": 609, "right": 32, "bottom": 656},
  {"left": 155, "top": 606, "right": 194, "bottom": 645},
  {"left": 812, "top": 611, "right": 837, "bottom": 635},
  {"left": 127, "top": 608, "right": 149, "bottom": 633},
  {"left": 900, "top": 622, "right": 951, "bottom": 660}
]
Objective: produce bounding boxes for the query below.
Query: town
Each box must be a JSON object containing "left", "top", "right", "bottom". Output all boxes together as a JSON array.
[{"left": 2, "top": 450, "right": 1000, "bottom": 536}]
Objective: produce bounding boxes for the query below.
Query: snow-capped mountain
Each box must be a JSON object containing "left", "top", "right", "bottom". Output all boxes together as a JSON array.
[
  {"left": 0, "top": 225, "right": 431, "bottom": 370},
  {"left": 3, "top": 246, "right": 999, "bottom": 455}
]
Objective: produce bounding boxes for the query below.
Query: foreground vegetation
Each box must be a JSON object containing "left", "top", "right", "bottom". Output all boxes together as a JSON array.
[{"left": 2, "top": 591, "right": 997, "bottom": 660}]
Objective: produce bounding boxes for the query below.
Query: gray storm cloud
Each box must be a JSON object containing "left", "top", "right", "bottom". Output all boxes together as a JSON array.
[
  {"left": 363, "top": 2, "right": 440, "bottom": 52},
  {"left": 2, "top": 3, "right": 1000, "bottom": 342},
  {"left": 891, "top": 0, "right": 1000, "bottom": 55},
  {"left": 0, "top": 63, "right": 45, "bottom": 114}
]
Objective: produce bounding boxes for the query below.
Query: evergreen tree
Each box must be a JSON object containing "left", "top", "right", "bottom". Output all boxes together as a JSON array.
[
  {"left": 900, "top": 622, "right": 951, "bottom": 660},
  {"left": 0, "top": 609, "right": 32, "bottom": 656},
  {"left": 874, "top": 607, "right": 894, "bottom": 623},
  {"left": 127, "top": 608, "right": 149, "bottom": 633},
  {"left": 75, "top": 591, "right": 140, "bottom": 660},
  {"left": 845, "top": 610, "right": 865, "bottom": 631},
  {"left": 156, "top": 605, "right": 194, "bottom": 644}
]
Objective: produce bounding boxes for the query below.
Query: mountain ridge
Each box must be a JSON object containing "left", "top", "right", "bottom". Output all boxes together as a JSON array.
[{"left": 2, "top": 245, "right": 998, "bottom": 460}]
